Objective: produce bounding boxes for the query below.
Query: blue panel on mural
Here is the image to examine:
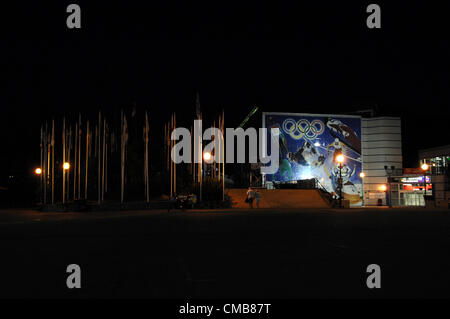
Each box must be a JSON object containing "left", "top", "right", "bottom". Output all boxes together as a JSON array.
[{"left": 263, "top": 113, "right": 363, "bottom": 206}]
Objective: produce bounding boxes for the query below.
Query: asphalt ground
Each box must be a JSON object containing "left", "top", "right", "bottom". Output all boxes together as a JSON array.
[{"left": 0, "top": 207, "right": 449, "bottom": 299}]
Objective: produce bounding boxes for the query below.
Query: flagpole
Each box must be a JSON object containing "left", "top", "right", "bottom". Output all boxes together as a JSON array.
[
  {"left": 170, "top": 115, "right": 173, "bottom": 198},
  {"left": 43, "top": 123, "right": 48, "bottom": 205},
  {"left": 62, "top": 117, "right": 66, "bottom": 204},
  {"left": 98, "top": 111, "right": 102, "bottom": 204},
  {"left": 51, "top": 119, "right": 55, "bottom": 205},
  {"left": 105, "top": 122, "right": 108, "bottom": 194},
  {"left": 78, "top": 114, "right": 82, "bottom": 199},
  {"left": 102, "top": 118, "right": 106, "bottom": 202},
  {"left": 39, "top": 126, "right": 43, "bottom": 204},
  {"left": 145, "top": 111, "right": 150, "bottom": 204},
  {"left": 74, "top": 122, "right": 78, "bottom": 200},
  {"left": 67, "top": 125, "right": 71, "bottom": 202},
  {"left": 174, "top": 113, "right": 176, "bottom": 195},
  {"left": 218, "top": 115, "right": 221, "bottom": 182},
  {"left": 85, "top": 121, "right": 89, "bottom": 200},
  {"left": 222, "top": 110, "right": 225, "bottom": 201},
  {"left": 199, "top": 112, "right": 202, "bottom": 202},
  {"left": 121, "top": 111, "right": 126, "bottom": 204}
]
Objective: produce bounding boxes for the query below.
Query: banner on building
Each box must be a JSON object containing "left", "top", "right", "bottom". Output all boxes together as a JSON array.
[{"left": 263, "top": 112, "right": 363, "bottom": 206}]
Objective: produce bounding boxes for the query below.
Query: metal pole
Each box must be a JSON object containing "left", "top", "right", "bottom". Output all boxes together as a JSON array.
[
  {"left": 78, "top": 114, "right": 81, "bottom": 199},
  {"left": 44, "top": 123, "right": 48, "bottom": 205},
  {"left": 40, "top": 126, "right": 44, "bottom": 204},
  {"left": 62, "top": 118, "right": 66, "bottom": 205},
  {"left": 102, "top": 118, "right": 106, "bottom": 202},
  {"left": 74, "top": 122, "right": 78, "bottom": 200},
  {"left": 339, "top": 162, "right": 342, "bottom": 208},
  {"left": 51, "top": 119, "right": 55, "bottom": 205},
  {"left": 174, "top": 113, "right": 176, "bottom": 196},
  {"left": 85, "top": 121, "right": 89, "bottom": 200},
  {"left": 98, "top": 111, "right": 101, "bottom": 204},
  {"left": 222, "top": 111, "right": 225, "bottom": 201}
]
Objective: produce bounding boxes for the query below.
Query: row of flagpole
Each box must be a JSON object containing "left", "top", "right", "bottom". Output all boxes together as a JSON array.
[
  {"left": 39, "top": 109, "right": 144, "bottom": 205},
  {"left": 164, "top": 106, "right": 225, "bottom": 201},
  {"left": 39, "top": 103, "right": 225, "bottom": 205}
]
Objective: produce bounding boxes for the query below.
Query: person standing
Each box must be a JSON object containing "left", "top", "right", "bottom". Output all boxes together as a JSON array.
[
  {"left": 255, "top": 190, "right": 261, "bottom": 208},
  {"left": 246, "top": 187, "right": 255, "bottom": 209}
]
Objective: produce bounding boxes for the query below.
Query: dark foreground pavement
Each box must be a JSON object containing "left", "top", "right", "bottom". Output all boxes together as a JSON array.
[{"left": 0, "top": 207, "right": 449, "bottom": 298}]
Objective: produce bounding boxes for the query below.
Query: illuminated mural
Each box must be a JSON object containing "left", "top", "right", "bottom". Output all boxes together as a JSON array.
[{"left": 263, "top": 112, "right": 363, "bottom": 206}]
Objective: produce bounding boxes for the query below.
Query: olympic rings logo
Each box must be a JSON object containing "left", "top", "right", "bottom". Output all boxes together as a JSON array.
[{"left": 282, "top": 119, "right": 325, "bottom": 140}]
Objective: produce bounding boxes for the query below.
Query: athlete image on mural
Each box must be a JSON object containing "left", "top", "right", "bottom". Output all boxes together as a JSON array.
[{"left": 263, "top": 112, "right": 363, "bottom": 206}]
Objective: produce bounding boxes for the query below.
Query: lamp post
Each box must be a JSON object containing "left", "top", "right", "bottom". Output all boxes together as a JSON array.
[
  {"left": 421, "top": 163, "right": 429, "bottom": 205},
  {"left": 359, "top": 172, "right": 365, "bottom": 206},
  {"left": 336, "top": 154, "right": 345, "bottom": 208},
  {"left": 63, "top": 162, "right": 70, "bottom": 204},
  {"left": 35, "top": 168, "right": 42, "bottom": 204},
  {"left": 384, "top": 166, "right": 396, "bottom": 208}
]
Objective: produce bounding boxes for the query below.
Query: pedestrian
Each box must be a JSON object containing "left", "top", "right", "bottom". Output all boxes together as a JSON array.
[
  {"left": 255, "top": 190, "right": 261, "bottom": 208},
  {"left": 246, "top": 187, "right": 255, "bottom": 209}
]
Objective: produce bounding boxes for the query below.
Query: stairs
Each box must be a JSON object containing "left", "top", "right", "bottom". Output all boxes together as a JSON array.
[{"left": 227, "top": 188, "right": 332, "bottom": 209}]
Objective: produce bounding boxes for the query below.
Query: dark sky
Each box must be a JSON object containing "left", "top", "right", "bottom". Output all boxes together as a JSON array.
[{"left": 1, "top": 1, "right": 450, "bottom": 182}]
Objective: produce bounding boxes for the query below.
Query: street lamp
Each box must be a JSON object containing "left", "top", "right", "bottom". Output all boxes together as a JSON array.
[
  {"left": 34, "top": 168, "right": 43, "bottom": 204},
  {"left": 203, "top": 152, "right": 211, "bottom": 161},
  {"left": 359, "top": 172, "right": 365, "bottom": 206},
  {"left": 63, "top": 162, "right": 70, "bottom": 170},
  {"left": 336, "top": 154, "right": 345, "bottom": 208},
  {"left": 421, "top": 163, "right": 429, "bottom": 198}
]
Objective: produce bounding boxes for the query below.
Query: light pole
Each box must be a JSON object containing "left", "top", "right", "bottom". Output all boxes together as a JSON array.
[
  {"left": 34, "top": 168, "right": 42, "bottom": 204},
  {"left": 336, "top": 154, "right": 345, "bottom": 208},
  {"left": 359, "top": 172, "right": 365, "bottom": 206},
  {"left": 384, "top": 166, "right": 396, "bottom": 208},
  {"left": 63, "top": 162, "right": 70, "bottom": 204},
  {"left": 421, "top": 163, "right": 429, "bottom": 205}
]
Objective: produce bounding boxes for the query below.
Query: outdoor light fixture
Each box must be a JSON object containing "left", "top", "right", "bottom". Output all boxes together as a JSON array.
[
  {"left": 359, "top": 172, "right": 365, "bottom": 178},
  {"left": 314, "top": 142, "right": 321, "bottom": 147},
  {"left": 34, "top": 168, "right": 42, "bottom": 175},
  {"left": 63, "top": 162, "right": 70, "bottom": 170},
  {"left": 336, "top": 154, "right": 345, "bottom": 163},
  {"left": 203, "top": 152, "right": 211, "bottom": 161},
  {"left": 379, "top": 184, "right": 387, "bottom": 192},
  {"left": 421, "top": 163, "right": 429, "bottom": 196}
]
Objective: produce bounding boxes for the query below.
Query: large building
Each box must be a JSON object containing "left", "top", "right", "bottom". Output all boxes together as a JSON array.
[
  {"left": 262, "top": 112, "right": 404, "bottom": 207},
  {"left": 361, "top": 117, "right": 403, "bottom": 206}
]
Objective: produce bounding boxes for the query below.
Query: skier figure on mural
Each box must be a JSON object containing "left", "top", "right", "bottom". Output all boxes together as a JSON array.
[
  {"left": 267, "top": 121, "right": 293, "bottom": 181},
  {"left": 327, "top": 138, "right": 348, "bottom": 163}
]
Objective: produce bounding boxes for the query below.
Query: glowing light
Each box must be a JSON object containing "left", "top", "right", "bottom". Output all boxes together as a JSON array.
[
  {"left": 34, "top": 168, "right": 42, "bottom": 175},
  {"left": 63, "top": 162, "right": 70, "bottom": 170},
  {"left": 314, "top": 142, "right": 320, "bottom": 147},
  {"left": 359, "top": 172, "right": 365, "bottom": 178},
  {"left": 379, "top": 184, "right": 387, "bottom": 191},
  {"left": 203, "top": 152, "right": 211, "bottom": 161},
  {"left": 336, "top": 154, "right": 345, "bottom": 163},
  {"left": 421, "top": 163, "right": 429, "bottom": 171}
]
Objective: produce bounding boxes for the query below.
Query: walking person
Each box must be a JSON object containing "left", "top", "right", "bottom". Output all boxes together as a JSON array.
[
  {"left": 246, "top": 187, "right": 255, "bottom": 209},
  {"left": 255, "top": 190, "right": 261, "bottom": 208}
]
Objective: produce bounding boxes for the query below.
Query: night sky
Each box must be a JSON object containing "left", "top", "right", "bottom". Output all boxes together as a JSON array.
[{"left": 1, "top": 1, "right": 450, "bottom": 185}]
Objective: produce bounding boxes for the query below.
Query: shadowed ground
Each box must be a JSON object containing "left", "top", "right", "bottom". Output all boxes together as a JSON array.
[{"left": 0, "top": 207, "right": 449, "bottom": 298}]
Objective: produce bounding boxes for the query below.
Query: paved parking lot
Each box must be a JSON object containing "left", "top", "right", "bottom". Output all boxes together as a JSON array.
[{"left": 0, "top": 207, "right": 449, "bottom": 298}]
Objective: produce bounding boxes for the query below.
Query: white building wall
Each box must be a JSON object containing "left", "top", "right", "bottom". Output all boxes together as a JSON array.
[{"left": 361, "top": 117, "right": 402, "bottom": 205}]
